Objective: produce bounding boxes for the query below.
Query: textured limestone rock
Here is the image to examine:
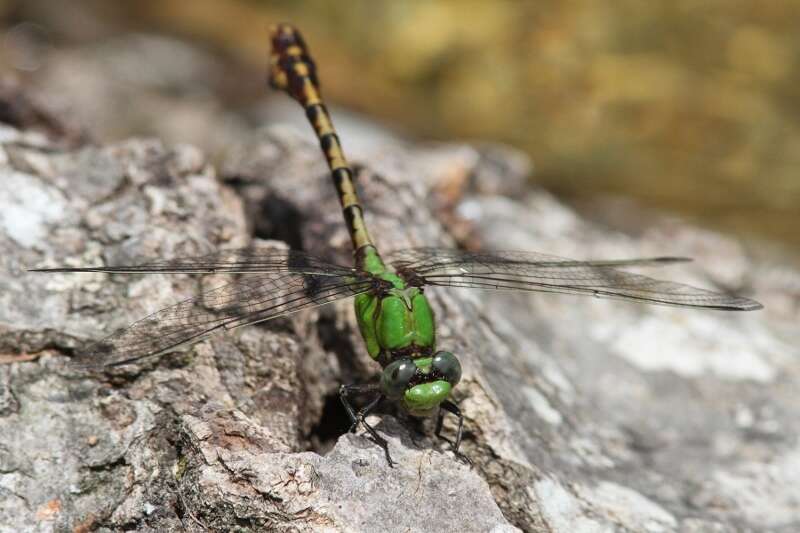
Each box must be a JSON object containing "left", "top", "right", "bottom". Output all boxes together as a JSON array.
[{"left": 2, "top": 112, "right": 798, "bottom": 532}]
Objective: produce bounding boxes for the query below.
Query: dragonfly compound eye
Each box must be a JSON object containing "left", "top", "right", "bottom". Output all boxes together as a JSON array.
[
  {"left": 380, "top": 358, "right": 417, "bottom": 399},
  {"left": 432, "top": 351, "right": 461, "bottom": 386}
]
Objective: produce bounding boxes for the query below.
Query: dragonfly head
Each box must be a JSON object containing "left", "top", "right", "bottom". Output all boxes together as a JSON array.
[{"left": 380, "top": 351, "right": 462, "bottom": 416}]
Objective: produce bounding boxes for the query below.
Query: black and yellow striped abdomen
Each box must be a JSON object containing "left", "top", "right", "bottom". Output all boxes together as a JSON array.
[{"left": 269, "top": 24, "right": 378, "bottom": 263}]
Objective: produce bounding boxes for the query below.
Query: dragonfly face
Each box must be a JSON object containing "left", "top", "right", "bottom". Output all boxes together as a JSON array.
[{"left": 381, "top": 351, "right": 462, "bottom": 416}]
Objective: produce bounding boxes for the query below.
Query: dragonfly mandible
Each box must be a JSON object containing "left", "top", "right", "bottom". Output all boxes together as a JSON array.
[{"left": 32, "top": 24, "right": 762, "bottom": 466}]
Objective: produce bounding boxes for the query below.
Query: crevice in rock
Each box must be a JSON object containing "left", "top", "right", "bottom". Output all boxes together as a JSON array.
[
  {"left": 224, "top": 173, "right": 306, "bottom": 250},
  {"left": 251, "top": 192, "right": 305, "bottom": 249},
  {"left": 307, "top": 389, "right": 351, "bottom": 454},
  {"left": 315, "top": 312, "right": 365, "bottom": 383}
]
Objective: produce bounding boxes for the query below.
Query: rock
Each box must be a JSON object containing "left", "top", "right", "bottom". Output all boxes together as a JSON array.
[
  {"left": 179, "top": 415, "right": 512, "bottom": 532},
  {"left": 2, "top": 101, "right": 798, "bottom": 533}
]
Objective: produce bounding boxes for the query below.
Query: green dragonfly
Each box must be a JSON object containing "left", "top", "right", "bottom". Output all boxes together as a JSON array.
[{"left": 32, "top": 24, "right": 762, "bottom": 466}]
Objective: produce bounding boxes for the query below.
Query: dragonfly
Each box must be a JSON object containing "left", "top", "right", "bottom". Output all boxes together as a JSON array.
[{"left": 32, "top": 24, "right": 762, "bottom": 466}]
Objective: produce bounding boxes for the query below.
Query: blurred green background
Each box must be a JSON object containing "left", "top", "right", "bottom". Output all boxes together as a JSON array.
[{"left": 1, "top": 0, "right": 797, "bottom": 248}]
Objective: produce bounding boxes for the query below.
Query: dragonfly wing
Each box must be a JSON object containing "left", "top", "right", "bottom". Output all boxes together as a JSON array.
[
  {"left": 387, "top": 247, "right": 692, "bottom": 270},
  {"left": 74, "top": 271, "right": 375, "bottom": 368},
  {"left": 30, "top": 248, "right": 356, "bottom": 276},
  {"left": 387, "top": 248, "right": 761, "bottom": 311}
]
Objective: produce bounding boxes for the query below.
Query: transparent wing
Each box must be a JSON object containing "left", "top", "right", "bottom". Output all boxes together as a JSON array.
[
  {"left": 387, "top": 248, "right": 762, "bottom": 311},
  {"left": 71, "top": 271, "right": 374, "bottom": 368},
  {"left": 387, "top": 248, "right": 692, "bottom": 270},
  {"left": 31, "top": 248, "right": 356, "bottom": 276}
]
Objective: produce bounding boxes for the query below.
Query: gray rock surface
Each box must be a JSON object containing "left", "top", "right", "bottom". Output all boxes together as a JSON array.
[{"left": 1, "top": 107, "right": 798, "bottom": 533}]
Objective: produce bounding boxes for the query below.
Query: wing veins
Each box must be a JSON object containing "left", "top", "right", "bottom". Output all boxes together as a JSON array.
[
  {"left": 422, "top": 273, "right": 760, "bottom": 310},
  {"left": 74, "top": 274, "right": 374, "bottom": 368},
  {"left": 31, "top": 248, "right": 356, "bottom": 276}
]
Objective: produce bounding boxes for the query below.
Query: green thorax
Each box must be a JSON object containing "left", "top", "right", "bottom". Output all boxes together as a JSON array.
[{"left": 354, "top": 248, "right": 436, "bottom": 362}]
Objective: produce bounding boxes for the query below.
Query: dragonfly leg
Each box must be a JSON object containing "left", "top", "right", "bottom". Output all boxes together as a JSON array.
[
  {"left": 339, "top": 383, "right": 379, "bottom": 432},
  {"left": 436, "top": 400, "right": 471, "bottom": 466},
  {"left": 339, "top": 384, "right": 396, "bottom": 467}
]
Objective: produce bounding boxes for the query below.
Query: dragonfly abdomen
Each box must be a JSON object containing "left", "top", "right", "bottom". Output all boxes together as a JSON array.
[{"left": 269, "top": 23, "right": 378, "bottom": 259}]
